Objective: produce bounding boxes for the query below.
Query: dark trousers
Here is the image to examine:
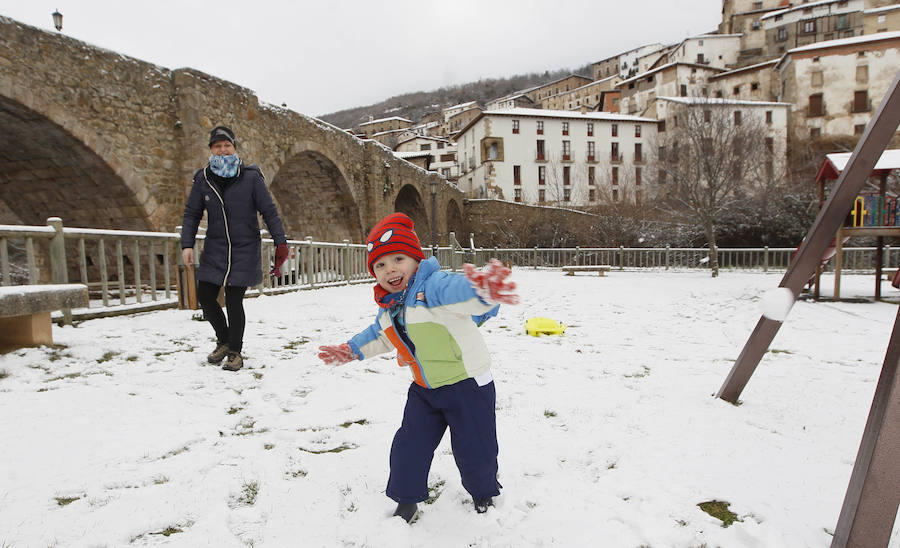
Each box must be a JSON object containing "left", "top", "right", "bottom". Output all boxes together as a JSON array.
[
  {"left": 197, "top": 281, "right": 248, "bottom": 353},
  {"left": 386, "top": 378, "right": 499, "bottom": 504}
]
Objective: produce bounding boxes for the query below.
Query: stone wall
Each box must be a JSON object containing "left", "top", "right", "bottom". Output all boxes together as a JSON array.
[{"left": 465, "top": 199, "right": 597, "bottom": 248}]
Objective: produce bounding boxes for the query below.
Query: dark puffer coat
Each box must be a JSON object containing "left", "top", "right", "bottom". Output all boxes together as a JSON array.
[{"left": 181, "top": 163, "right": 287, "bottom": 287}]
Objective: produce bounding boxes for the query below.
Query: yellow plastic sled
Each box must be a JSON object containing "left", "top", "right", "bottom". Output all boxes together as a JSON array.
[{"left": 525, "top": 317, "right": 566, "bottom": 337}]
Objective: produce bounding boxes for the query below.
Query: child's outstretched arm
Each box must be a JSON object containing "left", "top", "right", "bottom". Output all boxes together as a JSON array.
[
  {"left": 463, "top": 259, "right": 520, "bottom": 305},
  {"left": 318, "top": 343, "right": 356, "bottom": 366}
]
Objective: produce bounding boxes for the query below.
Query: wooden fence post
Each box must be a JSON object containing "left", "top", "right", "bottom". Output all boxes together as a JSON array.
[{"left": 47, "top": 217, "right": 67, "bottom": 284}]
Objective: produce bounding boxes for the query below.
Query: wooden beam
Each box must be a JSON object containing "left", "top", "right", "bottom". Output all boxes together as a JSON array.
[
  {"left": 716, "top": 69, "right": 900, "bottom": 403},
  {"left": 831, "top": 306, "right": 900, "bottom": 548}
]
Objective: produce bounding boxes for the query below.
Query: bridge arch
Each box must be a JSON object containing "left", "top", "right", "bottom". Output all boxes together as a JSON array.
[
  {"left": 0, "top": 95, "right": 153, "bottom": 230},
  {"left": 445, "top": 198, "right": 465, "bottom": 244},
  {"left": 269, "top": 140, "right": 363, "bottom": 242},
  {"left": 394, "top": 184, "right": 431, "bottom": 246}
]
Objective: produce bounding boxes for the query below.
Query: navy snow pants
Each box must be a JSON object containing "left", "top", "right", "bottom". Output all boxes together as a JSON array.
[{"left": 386, "top": 377, "right": 500, "bottom": 504}]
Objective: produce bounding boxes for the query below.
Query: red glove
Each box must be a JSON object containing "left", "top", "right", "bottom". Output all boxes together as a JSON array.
[
  {"left": 463, "top": 259, "right": 519, "bottom": 305},
  {"left": 271, "top": 244, "right": 289, "bottom": 277},
  {"left": 318, "top": 343, "right": 356, "bottom": 366}
]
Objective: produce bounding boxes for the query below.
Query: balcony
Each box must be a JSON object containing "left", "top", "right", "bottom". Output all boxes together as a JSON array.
[
  {"left": 561, "top": 154, "right": 572, "bottom": 163},
  {"left": 634, "top": 155, "right": 644, "bottom": 165},
  {"left": 587, "top": 154, "right": 597, "bottom": 163},
  {"left": 610, "top": 154, "right": 622, "bottom": 164},
  {"left": 535, "top": 151, "right": 547, "bottom": 163}
]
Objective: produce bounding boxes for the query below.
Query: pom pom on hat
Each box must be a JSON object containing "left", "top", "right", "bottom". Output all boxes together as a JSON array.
[{"left": 366, "top": 213, "right": 425, "bottom": 276}]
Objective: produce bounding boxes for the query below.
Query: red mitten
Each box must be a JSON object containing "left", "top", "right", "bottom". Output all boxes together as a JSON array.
[
  {"left": 271, "top": 244, "right": 289, "bottom": 277},
  {"left": 463, "top": 259, "right": 520, "bottom": 305},
  {"left": 318, "top": 343, "right": 355, "bottom": 366}
]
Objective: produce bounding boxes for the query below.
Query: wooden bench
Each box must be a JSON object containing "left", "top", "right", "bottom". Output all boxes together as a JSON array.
[
  {"left": 0, "top": 284, "right": 89, "bottom": 350},
  {"left": 562, "top": 265, "right": 612, "bottom": 277}
]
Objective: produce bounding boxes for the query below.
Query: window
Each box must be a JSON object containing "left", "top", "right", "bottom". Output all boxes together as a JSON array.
[
  {"left": 802, "top": 20, "right": 816, "bottom": 34},
  {"left": 611, "top": 123, "right": 618, "bottom": 137},
  {"left": 855, "top": 124, "right": 866, "bottom": 135},
  {"left": 562, "top": 140, "right": 571, "bottom": 161},
  {"left": 751, "top": 20, "right": 761, "bottom": 30},
  {"left": 441, "top": 168, "right": 451, "bottom": 178},
  {"left": 420, "top": 144, "right": 431, "bottom": 151},
  {"left": 809, "top": 93, "right": 824, "bottom": 116},
  {"left": 536, "top": 121, "right": 544, "bottom": 134},
  {"left": 810, "top": 127, "right": 822, "bottom": 138},
  {"left": 734, "top": 111, "right": 742, "bottom": 126},
  {"left": 563, "top": 188, "right": 571, "bottom": 202},
  {"left": 658, "top": 169, "right": 666, "bottom": 184},
  {"left": 680, "top": 84, "right": 688, "bottom": 97},
  {"left": 612, "top": 166, "right": 619, "bottom": 184},
  {"left": 853, "top": 90, "right": 869, "bottom": 112},
  {"left": 536, "top": 139, "right": 545, "bottom": 161},
  {"left": 514, "top": 188, "right": 522, "bottom": 202},
  {"left": 588, "top": 166, "right": 595, "bottom": 186},
  {"left": 437, "top": 142, "right": 444, "bottom": 149},
  {"left": 440, "top": 153, "right": 455, "bottom": 162},
  {"left": 751, "top": 82, "right": 759, "bottom": 91},
  {"left": 538, "top": 166, "right": 546, "bottom": 185},
  {"left": 611, "top": 142, "right": 619, "bottom": 162},
  {"left": 513, "top": 165, "right": 521, "bottom": 185},
  {"left": 753, "top": 1, "right": 762, "bottom": 8},
  {"left": 856, "top": 65, "right": 868, "bottom": 84},
  {"left": 512, "top": 120, "right": 520, "bottom": 134},
  {"left": 635, "top": 125, "right": 641, "bottom": 138},
  {"left": 766, "top": 110, "right": 773, "bottom": 124},
  {"left": 589, "top": 188, "right": 596, "bottom": 202},
  {"left": 562, "top": 122, "right": 569, "bottom": 135},
  {"left": 488, "top": 142, "right": 498, "bottom": 160},
  {"left": 539, "top": 189, "right": 546, "bottom": 202},
  {"left": 765, "top": 137, "right": 774, "bottom": 154},
  {"left": 634, "top": 143, "right": 642, "bottom": 162},
  {"left": 587, "top": 122, "right": 594, "bottom": 136},
  {"left": 704, "top": 109, "right": 712, "bottom": 123},
  {"left": 587, "top": 141, "right": 595, "bottom": 161},
  {"left": 563, "top": 166, "right": 571, "bottom": 186},
  {"left": 697, "top": 53, "right": 706, "bottom": 64},
  {"left": 836, "top": 14, "right": 849, "bottom": 30},
  {"left": 777, "top": 28, "right": 787, "bottom": 42},
  {"left": 612, "top": 188, "right": 619, "bottom": 202},
  {"left": 811, "top": 71, "right": 824, "bottom": 87},
  {"left": 635, "top": 167, "right": 642, "bottom": 186}
]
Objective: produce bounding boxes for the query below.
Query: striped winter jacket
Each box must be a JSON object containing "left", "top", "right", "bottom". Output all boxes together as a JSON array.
[{"left": 348, "top": 257, "right": 500, "bottom": 389}]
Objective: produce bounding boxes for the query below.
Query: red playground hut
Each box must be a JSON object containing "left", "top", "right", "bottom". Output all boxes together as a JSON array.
[{"left": 814, "top": 148, "right": 900, "bottom": 300}]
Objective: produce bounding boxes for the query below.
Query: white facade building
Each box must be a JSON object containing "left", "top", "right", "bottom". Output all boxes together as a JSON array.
[
  {"left": 662, "top": 34, "right": 743, "bottom": 69},
  {"left": 453, "top": 108, "right": 658, "bottom": 206},
  {"left": 394, "top": 135, "right": 459, "bottom": 180}
]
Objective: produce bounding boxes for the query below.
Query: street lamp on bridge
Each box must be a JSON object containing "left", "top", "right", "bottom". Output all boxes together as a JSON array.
[
  {"left": 430, "top": 179, "right": 438, "bottom": 257},
  {"left": 52, "top": 10, "right": 62, "bottom": 31}
]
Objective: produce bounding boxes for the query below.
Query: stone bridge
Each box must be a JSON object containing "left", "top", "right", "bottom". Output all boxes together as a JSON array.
[{"left": 0, "top": 15, "right": 466, "bottom": 247}]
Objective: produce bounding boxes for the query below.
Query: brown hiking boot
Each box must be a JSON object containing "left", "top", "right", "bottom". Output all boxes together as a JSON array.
[
  {"left": 207, "top": 343, "right": 230, "bottom": 364},
  {"left": 222, "top": 351, "right": 243, "bottom": 371}
]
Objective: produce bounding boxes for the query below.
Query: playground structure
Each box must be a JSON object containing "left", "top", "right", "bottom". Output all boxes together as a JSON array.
[
  {"left": 814, "top": 149, "right": 900, "bottom": 301},
  {"left": 719, "top": 70, "right": 899, "bottom": 548}
]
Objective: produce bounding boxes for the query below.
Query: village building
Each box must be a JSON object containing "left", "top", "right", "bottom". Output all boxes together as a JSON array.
[
  {"left": 485, "top": 93, "right": 535, "bottom": 111},
  {"left": 539, "top": 75, "right": 621, "bottom": 111},
  {"left": 720, "top": 0, "right": 797, "bottom": 66},
  {"left": 358, "top": 115, "right": 413, "bottom": 138},
  {"left": 394, "top": 135, "right": 459, "bottom": 180},
  {"left": 654, "top": 34, "right": 744, "bottom": 70},
  {"left": 616, "top": 63, "right": 726, "bottom": 116},
  {"left": 598, "top": 90, "right": 622, "bottom": 113},
  {"left": 706, "top": 59, "right": 779, "bottom": 101},
  {"left": 520, "top": 75, "right": 593, "bottom": 104},
  {"left": 763, "top": 0, "right": 872, "bottom": 56},
  {"left": 864, "top": 3, "right": 900, "bottom": 33},
  {"left": 451, "top": 108, "right": 657, "bottom": 206},
  {"left": 649, "top": 96, "right": 790, "bottom": 182},
  {"left": 592, "top": 43, "right": 666, "bottom": 80},
  {"left": 774, "top": 31, "right": 900, "bottom": 140},
  {"left": 443, "top": 105, "right": 483, "bottom": 137}
]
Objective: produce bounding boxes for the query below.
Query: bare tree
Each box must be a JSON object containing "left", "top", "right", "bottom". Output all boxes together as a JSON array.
[{"left": 650, "top": 100, "right": 777, "bottom": 276}]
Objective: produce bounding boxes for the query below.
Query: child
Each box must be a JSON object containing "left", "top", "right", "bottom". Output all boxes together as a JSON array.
[{"left": 317, "top": 213, "right": 518, "bottom": 523}]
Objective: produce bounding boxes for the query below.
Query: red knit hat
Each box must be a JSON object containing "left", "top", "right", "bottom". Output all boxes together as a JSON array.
[{"left": 366, "top": 213, "right": 425, "bottom": 276}]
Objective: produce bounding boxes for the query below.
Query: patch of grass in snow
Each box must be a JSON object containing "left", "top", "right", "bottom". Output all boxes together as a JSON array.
[
  {"left": 298, "top": 443, "right": 358, "bottom": 454},
  {"left": 97, "top": 351, "right": 119, "bottom": 363},
  {"left": 0, "top": 369, "right": 8, "bottom": 380},
  {"left": 339, "top": 419, "right": 368, "bottom": 428},
  {"left": 226, "top": 405, "right": 243, "bottom": 415},
  {"left": 161, "top": 445, "right": 190, "bottom": 459},
  {"left": 191, "top": 313, "right": 204, "bottom": 321},
  {"left": 252, "top": 372, "right": 263, "bottom": 380},
  {"left": 624, "top": 366, "right": 651, "bottom": 378},
  {"left": 45, "top": 372, "right": 82, "bottom": 382},
  {"left": 125, "top": 355, "right": 139, "bottom": 362},
  {"left": 769, "top": 348, "right": 793, "bottom": 355},
  {"left": 151, "top": 526, "right": 183, "bottom": 537},
  {"left": 55, "top": 495, "right": 81, "bottom": 506},
  {"left": 264, "top": 443, "right": 275, "bottom": 450},
  {"left": 544, "top": 409, "right": 557, "bottom": 418},
  {"left": 153, "top": 346, "right": 194, "bottom": 358},
  {"left": 231, "top": 481, "right": 259, "bottom": 507},
  {"left": 46, "top": 347, "right": 72, "bottom": 362},
  {"left": 283, "top": 337, "right": 311, "bottom": 349},
  {"left": 153, "top": 476, "right": 169, "bottom": 485},
  {"left": 698, "top": 500, "right": 742, "bottom": 528},
  {"left": 425, "top": 480, "right": 445, "bottom": 504},
  {"left": 288, "top": 469, "right": 308, "bottom": 478}
]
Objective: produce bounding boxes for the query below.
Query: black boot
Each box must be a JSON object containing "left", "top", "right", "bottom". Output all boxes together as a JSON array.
[
  {"left": 474, "top": 497, "right": 493, "bottom": 513},
  {"left": 393, "top": 502, "right": 418, "bottom": 523}
]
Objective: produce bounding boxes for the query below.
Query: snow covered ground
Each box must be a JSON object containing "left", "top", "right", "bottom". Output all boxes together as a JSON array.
[{"left": 1, "top": 269, "right": 899, "bottom": 547}]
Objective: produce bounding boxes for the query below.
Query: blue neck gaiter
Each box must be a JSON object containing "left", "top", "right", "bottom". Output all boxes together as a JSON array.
[{"left": 209, "top": 154, "right": 241, "bottom": 178}]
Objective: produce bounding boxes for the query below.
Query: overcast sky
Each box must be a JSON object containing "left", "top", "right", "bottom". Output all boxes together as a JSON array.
[{"left": 1, "top": 1, "right": 722, "bottom": 117}]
